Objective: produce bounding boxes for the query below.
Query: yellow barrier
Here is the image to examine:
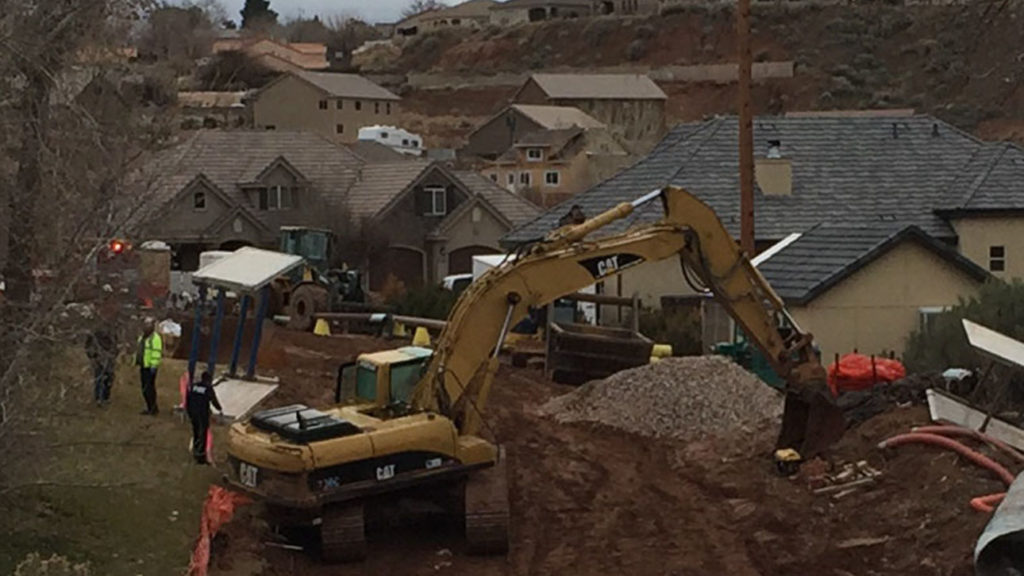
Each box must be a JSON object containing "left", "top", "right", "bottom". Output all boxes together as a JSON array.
[
  {"left": 412, "top": 327, "right": 431, "bottom": 347},
  {"left": 314, "top": 318, "right": 331, "bottom": 336}
]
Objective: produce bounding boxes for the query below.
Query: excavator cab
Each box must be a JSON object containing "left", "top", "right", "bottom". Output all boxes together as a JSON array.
[{"left": 335, "top": 347, "right": 433, "bottom": 411}]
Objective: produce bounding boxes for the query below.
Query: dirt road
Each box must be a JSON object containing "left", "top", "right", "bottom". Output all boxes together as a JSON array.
[{"left": 210, "top": 342, "right": 999, "bottom": 576}]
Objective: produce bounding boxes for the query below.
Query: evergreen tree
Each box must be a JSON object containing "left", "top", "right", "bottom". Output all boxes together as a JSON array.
[{"left": 240, "top": 0, "right": 277, "bottom": 29}]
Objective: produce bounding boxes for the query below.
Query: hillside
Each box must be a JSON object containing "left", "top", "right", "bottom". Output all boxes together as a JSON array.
[{"left": 384, "top": 3, "right": 1024, "bottom": 148}]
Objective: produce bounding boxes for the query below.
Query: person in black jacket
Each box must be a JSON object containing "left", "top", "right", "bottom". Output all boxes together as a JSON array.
[
  {"left": 85, "top": 326, "right": 117, "bottom": 407},
  {"left": 186, "top": 371, "right": 222, "bottom": 464}
]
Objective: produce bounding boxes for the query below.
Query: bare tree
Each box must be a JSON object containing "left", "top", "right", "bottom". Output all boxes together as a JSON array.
[
  {"left": 324, "top": 15, "right": 382, "bottom": 71},
  {"left": 137, "top": 3, "right": 217, "bottom": 66},
  {"left": 0, "top": 0, "right": 170, "bottom": 488},
  {"left": 401, "top": 0, "right": 447, "bottom": 19}
]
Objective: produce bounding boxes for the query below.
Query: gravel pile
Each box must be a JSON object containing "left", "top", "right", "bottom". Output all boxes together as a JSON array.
[{"left": 537, "top": 355, "right": 784, "bottom": 440}]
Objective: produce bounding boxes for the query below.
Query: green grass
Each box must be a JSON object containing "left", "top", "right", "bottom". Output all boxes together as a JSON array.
[{"left": 1, "top": 358, "right": 225, "bottom": 576}]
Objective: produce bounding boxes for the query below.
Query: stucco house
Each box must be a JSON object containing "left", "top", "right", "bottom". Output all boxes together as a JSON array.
[
  {"left": 489, "top": 0, "right": 594, "bottom": 25},
  {"left": 395, "top": 0, "right": 498, "bottom": 37},
  {"left": 504, "top": 112, "right": 1024, "bottom": 359},
  {"left": 211, "top": 36, "right": 329, "bottom": 72},
  {"left": 463, "top": 104, "right": 606, "bottom": 160},
  {"left": 511, "top": 73, "right": 667, "bottom": 150},
  {"left": 136, "top": 131, "right": 538, "bottom": 291},
  {"left": 346, "top": 161, "right": 541, "bottom": 289},
  {"left": 250, "top": 71, "right": 401, "bottom": 143}
]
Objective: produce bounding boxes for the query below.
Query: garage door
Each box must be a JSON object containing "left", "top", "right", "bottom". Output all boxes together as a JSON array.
[
  {"left": 371, "top": 246, "right": 424, "bottom": 291},
  {"left": 448, "top": 245, "right": 497, "bottom": 275}
]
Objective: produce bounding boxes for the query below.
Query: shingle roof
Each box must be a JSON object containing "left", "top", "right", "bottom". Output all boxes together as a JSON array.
[
  {"left": 513, "top": 127, "right": 582, "bottom": 148},
  {"left": 454, "top": 170, "right": 542, "bottom": 226},
  {"left": 504, "top": 114, "right": 995, "bottom": 245},
  {"left": 511, "top": 104, "right": 605, "bottom": 130},
  {"left": 346, "top": 160, "right": 432, "bottom": 220},
  {"left": 141, "top": 131, "right": 363, "bottom": 225},
  {"left": 493, "top": 0, "right": 592, "bottom": 9},
  {"left": 756, "top": 224, "right": 990, "bottom": 304},
  {"left": 427, "top": 0, "right": 497, "bottom": 18},
  {"left": 525, "top": 73, "right": 667, "bottom": 101},
  {"left": 177, "top": 91, "right": 245, "bottom": 109},
  {"left": 291, "top": 70, "right": 400, "bottom": 101}
]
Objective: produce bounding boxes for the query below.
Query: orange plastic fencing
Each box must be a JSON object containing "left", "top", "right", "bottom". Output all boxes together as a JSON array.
[
  {"left": 827, "top": 353, "right": 906, "bottom": 396},
  {"left": 187, "top": 485, "right": 251, "bottom": 576}
]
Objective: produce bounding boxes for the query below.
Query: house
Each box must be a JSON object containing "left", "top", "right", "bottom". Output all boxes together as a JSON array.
[
  {"left": 137, "top": 130, "right": 364, "bottom": 271},
  {"left": 395, "top": 0, "right": 498, "bottom": 37},
  {"left": 511, "top": 73, "right": 667, "bottom": 150},
  {"left": 212, "top": 36, "right": 328, "bottom": 72},
  {"left": 463, "top": 104, "right": 608, "bottom": 159},
  {"left": 177, "top": 91, "right": 248, "bottom": 129},
  {"left": 135, "top": 131, "right": 539, "bottom": 291},
  {"left": 250, "top": 71, "right": 400, "bottom": 143},
  {"left": 504, "top": 113, "right": 1024, "bottom": 358},
  {"left": 346, "top": 161, "right": 541, "bottom": 289},
  {"left": 594, "top": 0, "right": 660, "bottom": 15},
  {"left": 481, "top": 125, "right": 630, "bottom": 207},
  {"left": 489, "top": 0, "right": 594, "bottom": 25},
  {"left": 755, "top": 225, "right": 990, "bottom": 361}
]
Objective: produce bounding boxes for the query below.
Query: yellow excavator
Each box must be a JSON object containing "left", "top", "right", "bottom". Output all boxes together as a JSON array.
[{"left": 225, "top": 186, "right": 846, "bottom": 560}]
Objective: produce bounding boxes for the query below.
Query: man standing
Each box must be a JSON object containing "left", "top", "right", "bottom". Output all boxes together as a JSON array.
[
  {"left": 85, "top": 325, "right": 117, "bottom": 406},
  {"left": 186, "top": 371, "right": 222, "bottom": 464},
  {"left": 135, "top": 317, "right": 162, "bottom": 415}
]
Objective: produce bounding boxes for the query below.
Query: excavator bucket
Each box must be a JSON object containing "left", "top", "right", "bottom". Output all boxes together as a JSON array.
[{"left": 777, "top": 391, "right": 847, "bottom": 460}]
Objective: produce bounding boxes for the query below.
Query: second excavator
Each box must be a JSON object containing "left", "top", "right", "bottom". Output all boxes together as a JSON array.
[{"left": 225, "top": 186, "right": 846, "bottom": 560}]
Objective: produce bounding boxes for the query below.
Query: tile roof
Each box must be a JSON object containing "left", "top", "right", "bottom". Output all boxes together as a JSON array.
[
  {"left": 493, "top": 0, "right": 592, "bottom": 9},
  {"left": 756, "top": 224, "right": 989, "bottom": 304},
  {"left": 511, "top": 104, "right": 605, "bottom": 130},
  {"left": 177, "top": 91, "right": 245, "bottom": 109},
  {"left": 453, "top": 170, "right": 542, "bottom": 226},
  {"left": 346, "top": 160, "right": 432, "bottom": 220},
  {"left": 141, "top": 131, "right": 363, "bottom": 226},
  {"left": 291, "top": 70, "right": 400, "bottom": 101},
  {"left": 525, "top": 73, "right": 667, "bottom": 101},
  {"left": 505, "top": 114, "right": 999, "bottom": 245},
  {"left": 427, "top": 0, "right": 498, "bottom": 18},
  {"left": 946, "top": 143, "right": 1024, "bottom": 211},
  {"left": 346, "top": 140, "right": 413, "bottom": 163},
  {"left": 513, "top": 127, "right": 582, "bottom": 149}
]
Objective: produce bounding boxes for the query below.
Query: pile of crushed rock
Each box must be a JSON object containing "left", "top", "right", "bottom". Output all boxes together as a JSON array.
[{"left": 537, "top": 355, "right": 784, "bottom": 440}]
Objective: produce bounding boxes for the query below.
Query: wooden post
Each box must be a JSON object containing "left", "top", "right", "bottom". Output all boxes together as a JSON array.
[
  {"left": 737, "top": 0, "right": 755, "bottom": 255},
  {"left": 631, "top": 292, "right": 640, "bottom": 334}
]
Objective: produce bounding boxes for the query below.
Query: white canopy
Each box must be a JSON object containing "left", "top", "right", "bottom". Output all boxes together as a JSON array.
[{"left": 192, "top": 247, "right": 303, "bottom": 294}]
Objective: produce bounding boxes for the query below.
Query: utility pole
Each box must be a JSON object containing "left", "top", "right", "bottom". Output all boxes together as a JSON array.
[{"left": 737, "top": 0, "right": 755, "bottom": 255}]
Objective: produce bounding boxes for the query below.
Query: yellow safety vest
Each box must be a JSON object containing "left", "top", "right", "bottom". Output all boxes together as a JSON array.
[{"left": 139, "top": 332, "right": 163, "bottom": 369}]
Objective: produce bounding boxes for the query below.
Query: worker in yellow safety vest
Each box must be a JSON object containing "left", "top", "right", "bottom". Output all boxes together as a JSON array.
[{"left": 135, "top": 317, "right": 163, "bottom": 415}]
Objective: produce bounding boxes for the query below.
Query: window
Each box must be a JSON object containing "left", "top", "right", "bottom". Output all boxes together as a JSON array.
[
  {"left": 193, "top": 190, "right": 206, "bottom": 210},
  {"left": 506, "top": 173, "right": 515, "bottom": 187},
  {"left": 519, "top": 172, "right": 531, "bottom": 186},
  {"left": 544, "top": 171, "right": 560, "bottom": 186},
  {"left": 386, "top": 102, "right": 391, "bottom": 115},
  {"left": 402, "top": 138, "right": 409, "bottom": 146},
  {"left": 375, "top": 102, "right": 380, "bottom": 114},
  {"left": 489, "top": 173, "right": 498, "bottom": 182},
  {"left": 258, "top": 185, "right": 293, "bottom": 211},
  {"left": 425, "top": 186, "right": 446, "bottom": 216},
  {"left": 381, "top": 131, "right": 389, "bottom": 139},
  {"left": 336, "top": 99, "right": 343, "bottom": 110},
  {"left": 451, "top": 18, "right": 461, "bottom": 25},
  {"left": 336, "top": 124, "right": 344, "bottom": 134},
  {"left": 355, "top": 100, "right": 362, "bottom": 111},
  {"left": 264, "top": 125, "right": 276, "bottom": 130},
  {"left": 526, "top": 148, "right": 543, "bottom": 161},
  {"left": 390, "top": 359, "right": 427, "bottom": 403},
  {"left": 990, "top": 245, "right": 1006, "bottom": 272},
  {"left": 412, "top": 140, "right": 420, "bottom": 148},
  {"left": 318, "top": 100, "right": 328, "bottom": 110},
  {"left": 351, "top": 362, "right": 377, "bottom": 402},
  {"left": 919, "top": 307, "right": 951, "bottom": 335}
]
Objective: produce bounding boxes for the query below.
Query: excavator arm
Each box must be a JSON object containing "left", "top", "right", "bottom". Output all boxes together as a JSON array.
[{"left": 411, "top": 186, "right": 845, "bottom": 459}]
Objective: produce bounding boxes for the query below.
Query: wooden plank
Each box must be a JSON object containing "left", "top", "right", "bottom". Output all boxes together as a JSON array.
[
  {"left": 212, "top": 377, "right": 278, "bottom": 423},
  {"left": 927, "top": 388, "right": 1024, "bottom": 451}
]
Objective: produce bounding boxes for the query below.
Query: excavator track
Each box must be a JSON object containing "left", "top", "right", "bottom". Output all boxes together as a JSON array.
[
  {"left": 320, "top": 502, "right": 366, "bottom": 563},
  {"left": 464, "top": 447, "right": 510, "bottom": 555}
]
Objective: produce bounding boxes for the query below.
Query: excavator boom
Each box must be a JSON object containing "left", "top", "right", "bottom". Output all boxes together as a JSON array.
[{"left": 413, "top": 186, "right": 845, "bottom": 458}]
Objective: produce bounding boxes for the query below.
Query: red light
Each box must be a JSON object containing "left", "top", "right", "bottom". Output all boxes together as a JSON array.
[{"left": 110, "top": 240, "right": 124, "bottom": 254}]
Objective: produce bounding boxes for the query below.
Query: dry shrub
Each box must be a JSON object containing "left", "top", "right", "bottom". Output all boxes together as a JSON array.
[{"left": 14, "top": 554, "right": 91, "bottom": 576}]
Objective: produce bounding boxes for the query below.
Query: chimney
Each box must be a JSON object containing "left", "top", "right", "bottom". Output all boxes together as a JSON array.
[{"left": 755, "top": 139, "right": 792, "bottom": 196}]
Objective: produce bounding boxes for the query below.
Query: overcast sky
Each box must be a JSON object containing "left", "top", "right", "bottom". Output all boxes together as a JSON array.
[{"left": 219, "top": 0, "right": 417, "bottom": 25}]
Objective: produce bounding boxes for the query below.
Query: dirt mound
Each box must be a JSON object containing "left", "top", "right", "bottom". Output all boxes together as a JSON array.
[{"left": 537, "top": 355, "right": 783, "bottom": 440}]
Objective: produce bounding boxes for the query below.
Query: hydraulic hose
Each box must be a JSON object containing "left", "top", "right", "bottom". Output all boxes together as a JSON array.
[
  {"left": 878, "top": 432, "right": 1016, "bottom": 486},
  {"left": 911, "top": 425, "right": 1024, "bottom": 465}
]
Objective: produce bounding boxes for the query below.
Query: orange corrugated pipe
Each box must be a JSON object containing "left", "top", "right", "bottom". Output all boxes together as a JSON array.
[
  {"left": 911, "top": 425, "right": 1024, "bottom": 465},
  {"left": 878, "top": 432, "right": 1016, "bottom": 486}
]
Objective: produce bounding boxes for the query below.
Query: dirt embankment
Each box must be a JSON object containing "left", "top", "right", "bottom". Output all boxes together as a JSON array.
[
  {"left": 210, "top": 337, "right": 1006, "bottom": 575},
  {"left": 386, "top": 3, "right": 1024, "bottom": 146}
]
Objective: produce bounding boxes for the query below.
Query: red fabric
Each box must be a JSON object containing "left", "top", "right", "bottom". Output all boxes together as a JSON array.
[
  {"left": 827, "top": 353, "right": 906, "bottom": 396},
  {"left": 187, "top": 486, "right": 251, "bottom": 576}
]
